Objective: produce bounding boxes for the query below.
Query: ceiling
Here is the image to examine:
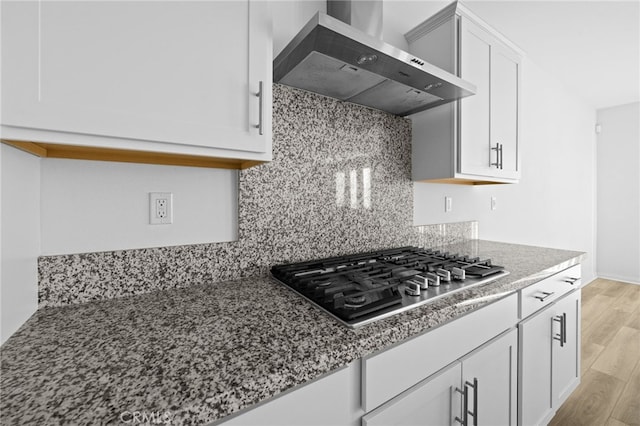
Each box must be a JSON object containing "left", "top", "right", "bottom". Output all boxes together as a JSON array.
[{"left": 383, "top": 0, "right": 640, "bottom": 110}]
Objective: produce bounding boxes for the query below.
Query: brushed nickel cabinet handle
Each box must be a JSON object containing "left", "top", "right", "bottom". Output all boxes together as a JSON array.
[
  {"left": 491, "top": 143, "right": 504, "bottom": 169},
  {"left": 553, "top": 315, "right": 563, "bottom": 346},
  {"left": 553, "top": 313, "right": 567, "bottom": 347},
  {"left": 466, "top": 378, "right": 478, "bottom": 426},
  {"left": 491, "top": 143, "right": 500, "bottom": 168},
  {"left": 455, "top": 385, "right": 468, "bottom": 425},
  {"left": 254, "top": 81, "right": 264, "bottom": 136}
]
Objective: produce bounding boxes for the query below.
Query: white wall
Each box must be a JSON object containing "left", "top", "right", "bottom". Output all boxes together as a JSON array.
[
  {"left": 596, "top": 102, "right": 640, "bottom": 284},
  {"left": 271, "top": 0, "right": 326, "bottom": 57},
  {"left": 40, "top": 159, "right": 238, "bottom": 255},
  {"left": 0, "top": 0, "right": 611, "bottom": 342},
  {"left": 1, "top": 148, "right": 238, "bottom": 343},
  {"left": 414, "top": 57, "right": 597, "bottom": 284},
  {"left": 1, "top": 144, "right": 40, "bottom": 344}
]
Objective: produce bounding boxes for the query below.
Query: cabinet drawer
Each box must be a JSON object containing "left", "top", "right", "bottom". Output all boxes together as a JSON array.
[
  {"left": 520, "top": 265, "right": 581, "bottom": 319},
  {"left": 362, "top": 293, "right": 518, "bottom": 412},
  {"left": 362, "top": 361, "right": 461, "bottom": 426}
]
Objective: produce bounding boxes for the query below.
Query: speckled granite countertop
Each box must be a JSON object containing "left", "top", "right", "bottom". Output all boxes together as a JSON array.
[{"left": 0, "top": 241, "right": 584, "bottom": 425}]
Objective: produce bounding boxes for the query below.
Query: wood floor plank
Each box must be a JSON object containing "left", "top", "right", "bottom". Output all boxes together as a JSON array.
[
  {"left": 599, "top": 280, "right": 638, "bottom": 298},
  {"left": 611, "top": 284, "right": 640, "bottom": 313},
  {"left": 591, "top": 278, "right": 614, "bottom": 290},
  {"left": 611, "top": 359, "right": 640, "bottom": 425},
  {"left": 591, "top": 326, "right": 640, "bottom": 381},
  {"left": 628, "top": 309, "right": 640, "bottom": 331},
  {"left": 582, "top": 293, "right": 615, "bottom": 333},
  {"left": 582, "top": 340, "right": 605, "bottom": 376},
  {"left": 606, "top": 417, "right": 630, "bottom": 426},
  {"left": 582, "top": 281, "right": 605, "bottom": 304},
  {"left": 549, "top": 369, "right": 626, "bottom": 426},
  {"left": 583, "top": 308, "right": 632, "bottom": 347}
]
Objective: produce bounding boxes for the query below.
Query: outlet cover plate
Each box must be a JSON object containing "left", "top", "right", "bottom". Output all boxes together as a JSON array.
[{"left": 149, "top": 192, "right": 173, "bottom": 225}]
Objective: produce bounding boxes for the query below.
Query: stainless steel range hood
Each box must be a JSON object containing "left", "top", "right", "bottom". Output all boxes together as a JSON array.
[{"left": 273, "top": 1, "right": 476, "bottom": 117}]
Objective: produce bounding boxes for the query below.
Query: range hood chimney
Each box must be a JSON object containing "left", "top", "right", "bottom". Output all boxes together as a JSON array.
[
  {"left": 327, "top": 0, "right": 383, "bottom": 40},
  {"left": 274, "top": 1, "right": 475, "bottom": 117}
]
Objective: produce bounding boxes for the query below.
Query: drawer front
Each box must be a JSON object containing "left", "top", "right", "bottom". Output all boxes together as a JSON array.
[
  {"left": 520, "top": 265, "right": 581, "bottom": 319},
  {"left": 362, "top": 361, "right": 462, "bottom": 426},
  {"left": 362, "top": 293, "right": 518, "bottom": 412}
]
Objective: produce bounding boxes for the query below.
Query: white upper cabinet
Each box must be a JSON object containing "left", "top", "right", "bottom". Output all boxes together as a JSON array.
[
  {"left": 1, "top": 1, "right": 272, "bottom": 168},
  {"left": 488, "top": 36, "right": 520, "bottom": 179},
  {"left": 407, "top": 2, "right": 522, "bottom": 184}
]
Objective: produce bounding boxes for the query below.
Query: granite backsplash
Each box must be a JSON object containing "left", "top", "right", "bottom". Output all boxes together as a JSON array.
[{"left": 38, "top": 85, "right": 478, "bottom": 307}]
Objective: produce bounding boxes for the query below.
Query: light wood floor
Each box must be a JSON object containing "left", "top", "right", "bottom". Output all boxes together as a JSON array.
[{"left": 549, "top": 278, "right": 640, "bottom": 426}]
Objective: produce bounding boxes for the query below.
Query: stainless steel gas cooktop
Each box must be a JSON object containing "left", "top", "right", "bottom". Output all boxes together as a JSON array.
[{"left": 271, "top": 246, "right": 509, "bottom": 328}]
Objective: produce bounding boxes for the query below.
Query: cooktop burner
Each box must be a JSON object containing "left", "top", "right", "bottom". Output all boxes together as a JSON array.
[{"left": 271, "top": 246, "right": 509, "bottom": 328}]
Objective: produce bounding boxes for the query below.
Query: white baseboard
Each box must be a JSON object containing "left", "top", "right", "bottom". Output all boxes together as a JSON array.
[{"left": 596, "top": 274, "right": 640, "bottom": 286}]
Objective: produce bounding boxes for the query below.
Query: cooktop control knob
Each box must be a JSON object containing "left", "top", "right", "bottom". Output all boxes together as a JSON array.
[
  {"left": 436, "top": 268, "right": 451, "bottom": 282},
  {"left": 452, "top": 267, "right": 466, "bottom": 280},
  {"left": 413, "top": 275, "right": 429, "bottom": 290},
  {"left": 425, "top": 272, "right": 440, "bottom": 287},
  {"left": 405, "top": 282, "right": 421, "bottom": 296}
]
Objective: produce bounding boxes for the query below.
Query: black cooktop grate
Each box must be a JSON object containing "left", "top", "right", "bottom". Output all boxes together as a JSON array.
[{"left": 271, "top": 246, "right": 508, "bottom": 327}]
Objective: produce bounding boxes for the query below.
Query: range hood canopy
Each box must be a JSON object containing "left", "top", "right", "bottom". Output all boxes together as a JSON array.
[{"left": 274, "top": 1, "right": 476, "bottom": 117}]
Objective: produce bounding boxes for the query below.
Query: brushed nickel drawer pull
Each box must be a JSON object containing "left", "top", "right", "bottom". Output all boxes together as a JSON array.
[{"left": 534, "top": 291, "right": 554, "bottom": 302}]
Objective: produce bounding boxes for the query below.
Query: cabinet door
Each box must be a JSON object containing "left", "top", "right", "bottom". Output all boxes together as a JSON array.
[
  {"left": 2, "top": 1, "right": 270, "bottom": 154},
  {"left": 519, "top": 305, "right": 554, "bottom": 426},
  {"left": 458, "top": 16, "right": 492, "bottom": 177},
  {"left": 462, "top": 328, "right": 518, "bottom": 426},
  {"left": 490, "top": 43, "right": 520, "bottom": 179},
  {"left": 362, "top": 363, "right": 462, "bottom": 426},
  {"left": 552, "top": 290, "right": 581, "bottom": 408}
]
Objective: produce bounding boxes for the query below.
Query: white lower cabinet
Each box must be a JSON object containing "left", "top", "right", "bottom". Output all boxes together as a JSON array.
[
  {"left": 363, "top": 328, "right": 518, "bottom": 426},
  {"left": 552, "top": 293, "right": 581, "bottom": 407},
  {"left": 519, "top": 289, "right": 581, "bottom": 426}
]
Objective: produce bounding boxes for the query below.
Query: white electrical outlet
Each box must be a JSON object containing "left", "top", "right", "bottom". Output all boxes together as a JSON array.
[
  {"left": 445, "top": 196, "right": 453, "bottom": 213},
  {"left": 156, "top": 199, "right": 168, "bottom": 218},
  {"left": 149, "top": 192, "right": 173, "bottom": 224},
  {"left": 491, "top": 196, "right": 497, "bottom": 211}
]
